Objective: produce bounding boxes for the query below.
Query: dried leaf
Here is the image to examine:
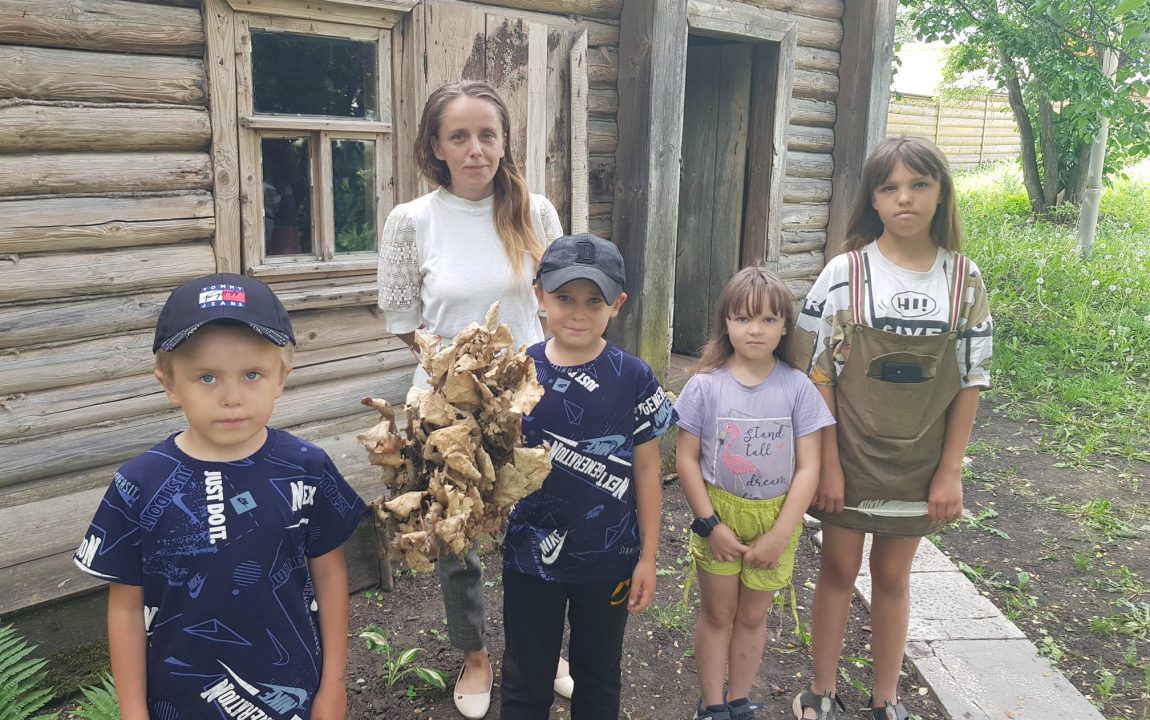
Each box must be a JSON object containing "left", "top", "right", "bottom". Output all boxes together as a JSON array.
[{"left": 383, "top": 491, "right": 426, "bottom": 520}]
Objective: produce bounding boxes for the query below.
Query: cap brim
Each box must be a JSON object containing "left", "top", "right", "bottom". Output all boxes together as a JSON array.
[
  {"left": 538, "top": 267, "right": 621, "bottom": 303},
  {"left": 156, "top": 319, "right": 292, "bottom": 353}
]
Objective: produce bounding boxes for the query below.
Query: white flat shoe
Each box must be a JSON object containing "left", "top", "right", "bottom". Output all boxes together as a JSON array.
[
  {"left": 453, "top": 663, "right": 492, "bottom": 719},
  {"left": 553, "top": 672, "right": 574, "bottom": 699}
]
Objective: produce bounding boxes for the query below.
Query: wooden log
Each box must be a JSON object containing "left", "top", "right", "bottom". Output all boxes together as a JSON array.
[
  {"left": 0, "top": 242, "right": 215, "bottom": 304},
  {"left": 784, "top": 151, "right": 833, "bottom": 179},
  {"left": 778, "top": 248, "right": 824, "bottom": 279},
  {"left": 0, "top": 368, "right": 416, "bottom": 488},
  {"left": 739, "top": 0, "right": 842, "bottom": 20},
  {"left": 587, "top": 118, "right": 618, "bottom": 155},
  {"left": 794, "top": 45, "right": 839, "bottom": 73},
  {"left": 781, "top": 202, "right": 829, "bottom": 230},
  {"left": 588, "top": 87, "right": 618, "bottom": 117},
  {"left": 783, "top": 178, "right": 832, "bottom": 204},
  {"left": 0, "top": 192, "right": 213, "bottom": 254},
  {"left": 0, "top": 46, "right": 206, "bottom": 105},
  {"left": 0, "top": 341, "right": 410, "bottom": 443},
  {"left": 791, "top": 97, "right": 835, "bottom": 128},
  {"left": 588, "top": 213, "right": 611, "bottom": 239},
  {"left": 587, "top": 46, "right": 618, "bottom": 89},
  {"left": 782, "top": 229, "right": 827, "bottom": 253},
  {"left": 451, "top": 0, "right": 621, "bottom": 20},
  {"left": 0, "top": 151, "right": 212, "bottom": 196},
  {"left": 0, "top": 103, "right": 210, "bottom": 154},
  {"left": 0, "top": 0, "right": 203, "bottom": 57},
  {"left": 785, "top": 277, "right": 814, "bottom": 300},
  {"left": 792, "top": 68, "right": 838, "bottom": 102},
  {"left": 586, "top": 22, "right": 618, "bottom": 48},
  {"left": 588, "top": 153, "right": 615, "bottom": 203},
  {"left": 204, "top": 0, "right": 241, "bottom": 273},
  {"left": 686, "top": 0, "right": 842, "bottom": 51},
  {"left": 787, "top": 123, "right": 834, "bottom": 153}
]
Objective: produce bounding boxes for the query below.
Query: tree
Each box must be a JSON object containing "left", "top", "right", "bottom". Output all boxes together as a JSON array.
[{"left": 902, "top": 0, "right": 1150, "bottom": 212}]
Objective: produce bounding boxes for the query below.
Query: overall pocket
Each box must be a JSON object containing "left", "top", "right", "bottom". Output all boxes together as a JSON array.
[{"left": 863, "top": 352, "right": 938, "bottom": 440}]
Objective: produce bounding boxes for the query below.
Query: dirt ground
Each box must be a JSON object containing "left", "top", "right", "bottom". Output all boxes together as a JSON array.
[{"left": 345, "top": 484, "right": 947, "bottom": 720}]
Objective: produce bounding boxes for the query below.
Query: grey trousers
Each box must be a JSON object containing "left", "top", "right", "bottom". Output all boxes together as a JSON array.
[{"left": 438, "top": 538, "right": 486, "bottom": 652}]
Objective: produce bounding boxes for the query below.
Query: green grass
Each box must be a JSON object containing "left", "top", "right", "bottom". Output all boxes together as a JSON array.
[{"left": 958, "top": 158, "right": 1150, "bottom": 463}]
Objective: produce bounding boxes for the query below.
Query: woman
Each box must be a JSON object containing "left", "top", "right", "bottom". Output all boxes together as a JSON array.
[{"left": 377, "top": 80, "right": 570, "bottom": 719}]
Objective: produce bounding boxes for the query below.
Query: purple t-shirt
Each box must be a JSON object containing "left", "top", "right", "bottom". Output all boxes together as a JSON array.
[{"left": 675, "top": 363, "right": 834, "bottom": 500}]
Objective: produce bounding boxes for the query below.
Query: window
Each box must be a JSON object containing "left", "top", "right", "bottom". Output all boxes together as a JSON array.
[{"left": 236, "top": 15, "right": 395, "bottom": 277}]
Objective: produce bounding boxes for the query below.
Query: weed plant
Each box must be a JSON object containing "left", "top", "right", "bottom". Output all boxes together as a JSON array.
[{"left": 958, "top": 159, "right": 1150, "bottom": 463}]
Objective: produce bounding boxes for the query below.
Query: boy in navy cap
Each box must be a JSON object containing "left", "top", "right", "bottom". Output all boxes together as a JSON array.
[
  {"left": 75, "top": 273, "right": 366, "bottom": 720},
  {"left": 500, "top": 235, "right": 677, "bottom": 719}
]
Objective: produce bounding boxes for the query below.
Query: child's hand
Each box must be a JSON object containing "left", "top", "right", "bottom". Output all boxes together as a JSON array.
[
  {"left": 928, "top": 466, "right": 964, "bottom": 521},
  {"left": 812, "top": 462, "right": 845, "bottom": 513},
  {"left": 311, "top": 681, "right": 347, "bottom": 720},
  {"left": 707, "top": 524, "right": 750, "bottom": 563},
  {"left": 744, "top": 530, "right": 788, "bottom": 569},
  {"left": 628, "top": 557, "right": 657, "bottom": 612}
]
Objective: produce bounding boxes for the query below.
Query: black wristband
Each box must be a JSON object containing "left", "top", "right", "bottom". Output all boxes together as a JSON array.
[{"left": 690, "top": 512, "right": 721, "bottom": 538}]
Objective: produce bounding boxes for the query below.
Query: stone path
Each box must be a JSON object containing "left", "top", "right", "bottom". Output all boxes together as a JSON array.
[{"left": 849, "top": 534, "right": 1104, "bottom": 720}]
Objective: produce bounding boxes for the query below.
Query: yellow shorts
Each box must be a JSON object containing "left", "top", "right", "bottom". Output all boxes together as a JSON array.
[{"left": 688, "top": 483, "right": 801, "bottom": 592}]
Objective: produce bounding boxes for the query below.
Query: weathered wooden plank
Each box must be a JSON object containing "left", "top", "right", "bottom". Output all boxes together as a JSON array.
[
  {"left": 526, "top": 22, "right": 548, "bottom": 195},
  {"left": 740, "top": 0, "right": 842, "bottom": 20},
  {"left": 686, "top": 0, "right": 841, "bottom": 50},
  {"left": 792, "top": 68, "right": 838, "bottom": 102},
  {"left": 673, "top": 43, "right": 722, "bottom": 356},
  {"left": 0, "top": 242, "right": 215, "bottom": 303},
  {"left": 783, "top": 177, "right": 832, "bottom": 204},
  {"left": 224, "top": 0, "right": 404, "bottom": 27},
  {"left": 486, "top": 15, "right": 531, "bottom": 179},
  {"left": 588, "top": 153, "right": 615, "bottom": 203},
  {"left": 786, "top": 150, "right": 833, "bottom": 179},
  {"left": 587, "top": 119, "right": 618, "bottom": 155},
  {"left": 0, "top": 0, "right": 204, "bottom": 56},
  {"left": 0, "top": 103, "right": 210, "bottom": 153},
  {"left": 782, "top": 229, "right": 827, "bottom": 253},
  {"left": 204, "top": 0, "right": 242, "bottom": 273},
  {"left": 0, "top": 341, "right": 410, "bottom": 442},
  {"left": 0, "top": 367, "right": 415, "bottom": 489},
  {"left": 588, "top": 87, "right": 618, "bottom": 117},
  {"left": 608, "top": 0, "right": 687, "bottom": 379},
  {"left": 795, "top": 45, "right": 839, "bottom": 73},
  {"left": 568, "top": 30, "right": 589, "bottom": 234},
  {"left": 0, "top": 46, "right": 206, "bottom": 105},
  {"left": 827, "top": 0, "right": 898, "bottom": 258},
  {"left": 781, "top": 202, "right": 830, "bottom": 230},
  {"left": 778, "top": 248, "right": 825, "bottom": 279},
  {"left": 791, "top": 97, "right": 835, "bottom": 128},
  {"left": 391, "top": 3, "right": 425, "bottom": 202},
  {"left": 711, "top": 41, "right": 751, "bottom": 296},
  {"left": 0, "top": 151, "right": 212, "bottom": 196},
  {"left": 424, "top": 0, "right": 486, "bottom": 88}
]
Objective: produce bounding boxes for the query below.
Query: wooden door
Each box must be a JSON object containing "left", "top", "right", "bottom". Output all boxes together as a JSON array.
[{"left": 673, "top": 40, "right": 752, "bottom": 356}]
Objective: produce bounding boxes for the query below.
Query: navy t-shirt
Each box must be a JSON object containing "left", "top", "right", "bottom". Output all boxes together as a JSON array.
[
  {"left": 503, "top": 342, "right": 677, "bottom": 584},
  {"left": 74, "top": 428, "right": 367, "bottom": 720}
]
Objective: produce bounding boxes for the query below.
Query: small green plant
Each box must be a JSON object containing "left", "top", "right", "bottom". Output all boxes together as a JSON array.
[
  {"left": 0, "top": 624, "right": 60, "bottom": 720},
  {"left": 359, "top": 626, "right": 449, "bottom": 691},
  {"left": 645, "top": 599, "right": 692, "bottom": 635},
  {"left": 1096, "top": 666, "right": 1117, "bottom": 703},
  {"left": 68, "top": 675, "right": 120, "bottom": 720},
  {"left": 953, "top": 507, "right": 1010, "bottom": 539},
  {"left": 1072, "top": 551, "right": 1092, "bottom": 573}
]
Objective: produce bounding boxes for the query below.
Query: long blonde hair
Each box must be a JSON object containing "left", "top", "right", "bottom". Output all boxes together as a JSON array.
[
  {"left": 695, "top": 265, "right": 796, "bottom": 374},
  {"left": 844, "top": 136, "right": 963, "bottom": 252},
  {"left": 414, "top": 81, "right": 541, "bottom": 276}
]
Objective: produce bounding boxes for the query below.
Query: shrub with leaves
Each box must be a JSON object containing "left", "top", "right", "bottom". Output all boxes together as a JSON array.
[
  {"left": 68, "top": 674, "right": 119, "bottom": 720},
  {"left": 0, "top": 624, "right": 59, "bottom": 720},
  {"left": 359, "top": 303, "right": 551, "bottom": 572},
  {"left": 358, "top": 626, "right": 449, "bottom": 691}
]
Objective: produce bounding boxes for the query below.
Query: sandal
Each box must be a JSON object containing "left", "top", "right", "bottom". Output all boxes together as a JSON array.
[
  {"left": 726, "top": 697, "right": 760, "bottom": 720},
  {"left": 693, "top": 698, "right": 731, "bottom": 720},
  {"left": 792, "top": 688, "right": 846, "bottom": 720},
  {"left": 867, "top": 696, "right": 909, "bottom": 720}
]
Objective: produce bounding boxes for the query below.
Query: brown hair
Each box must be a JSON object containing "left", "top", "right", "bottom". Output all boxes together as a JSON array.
[
  {"left": 414, "top": 81, "right": 541, "bottom": 276},
  {"left": 843, "top": 136, "right": 962, "bottom": 252},
  {"left": 695, "top": 265, "right": 796, "bottom": 374}
]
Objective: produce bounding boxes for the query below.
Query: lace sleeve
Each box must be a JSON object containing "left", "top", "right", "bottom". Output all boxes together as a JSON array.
[
  {"left": 377, "top": 209, "right": 422, "bottom": 333},
  {"left": 535, "top": 195, "right": 564, "bottom": 248}
]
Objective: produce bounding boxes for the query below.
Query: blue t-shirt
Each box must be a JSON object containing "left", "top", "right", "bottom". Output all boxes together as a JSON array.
[
  {"left": 74, "top": 428, "right": 367, "bottom": 720},
  {"left": 503, "top": 342, "right": 677, "bottom": 584}
]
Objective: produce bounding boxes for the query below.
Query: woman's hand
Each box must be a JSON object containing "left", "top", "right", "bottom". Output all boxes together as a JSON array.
[{"left": 707, "top": 524, "right": 749, "bottom": 563}]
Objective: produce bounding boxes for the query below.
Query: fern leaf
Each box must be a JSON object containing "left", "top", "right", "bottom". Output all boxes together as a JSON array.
[
  {"left": 844, "top": 500, "right": 930, "bottom": 517},
  {"left": 0, "top": 624, "right": 56, "bottom": 720},
  {"left": 71, "top": 674, "right": 120, "bottom": 720}
]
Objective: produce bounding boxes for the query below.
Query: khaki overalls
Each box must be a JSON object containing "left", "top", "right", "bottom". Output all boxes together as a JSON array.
[{"left": 812, "top": 251, "right": 969, "bottom": 537}]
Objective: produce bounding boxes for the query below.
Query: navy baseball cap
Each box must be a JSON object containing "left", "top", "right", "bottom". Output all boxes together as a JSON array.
[
  {"left": 536, "top": 233, "right": 626, "bottom": 303},
  {"left": 153, "top": 273, "right": 295, "bottom": 353}
]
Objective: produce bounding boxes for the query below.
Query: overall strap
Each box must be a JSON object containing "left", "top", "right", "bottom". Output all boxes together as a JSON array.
[
  {"left": 948, "top": 253, "right": 968, "bottom": 329},
  {"left": 847, "top": 250, "right": 865, "bottom": 325}
]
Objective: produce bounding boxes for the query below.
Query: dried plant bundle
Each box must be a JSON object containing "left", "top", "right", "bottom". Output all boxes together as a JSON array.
[{"left": 359, "top": 303, "right": 550, "bottom": 573}]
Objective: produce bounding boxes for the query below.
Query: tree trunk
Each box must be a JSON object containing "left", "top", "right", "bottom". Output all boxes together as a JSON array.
[
  {"left": 1065, "top": 141, "right": 1091, "bottom": 204},
  {"left": 997, "top": 46, "right": 1044, "bottom": 211},
  {"left": 1038, "top": 99, "right": 1060, "bottom": 207},
  {"left": 1076, "top": 45, "right": 1120, "bottom": 260}
]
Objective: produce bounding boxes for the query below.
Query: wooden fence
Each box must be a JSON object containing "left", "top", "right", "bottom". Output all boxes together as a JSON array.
[{"left": 887, "top": 92, "right": 1020, "bottom": 169}]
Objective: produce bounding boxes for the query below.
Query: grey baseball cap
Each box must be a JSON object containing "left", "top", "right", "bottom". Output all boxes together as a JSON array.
[{"left": 535, "top": 233, "right": 626, "bottom": 303}]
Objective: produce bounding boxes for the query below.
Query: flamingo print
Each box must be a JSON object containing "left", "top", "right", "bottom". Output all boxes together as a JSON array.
[{"left": 719, "top": 422, "right": 758, "bottom": 493}]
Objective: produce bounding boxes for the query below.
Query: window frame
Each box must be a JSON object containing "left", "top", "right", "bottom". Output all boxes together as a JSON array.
[{"left": 235, "top": 13, "right": 396, "bottom": 279}]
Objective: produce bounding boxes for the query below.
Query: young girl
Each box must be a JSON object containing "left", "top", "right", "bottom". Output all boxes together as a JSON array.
[
  {"left": 676, "top": 266, "right": 835, "bottom": 720},
  {"left": 787, "top": 137, "right": 993, "bottom": 720}
]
